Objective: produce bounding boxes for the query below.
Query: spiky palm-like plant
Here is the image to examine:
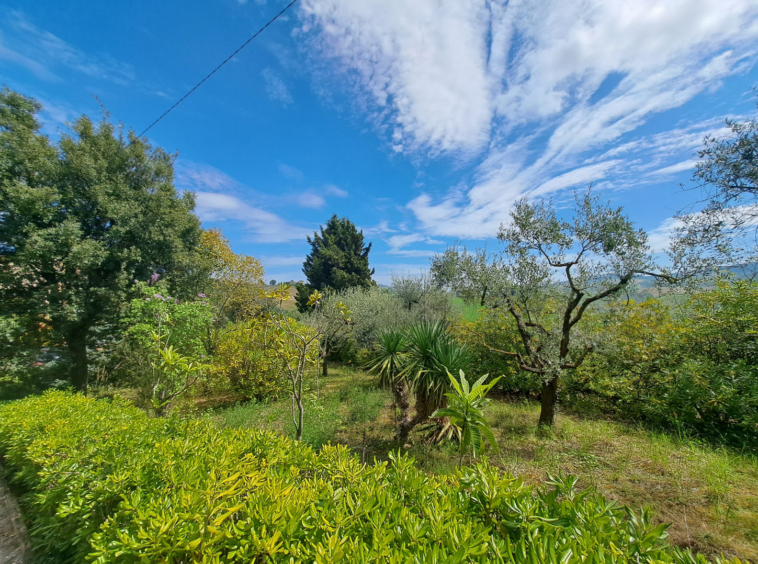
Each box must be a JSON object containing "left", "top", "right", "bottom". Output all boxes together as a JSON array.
[
  {"left": 399, "top": 321, "right": 471, "bottom": 442},
  {"left": 364, "top": 329, "right": 409, "bottom": 434},
  {"left": 432, "top": 370, "right": 501, "bottom": 466}
]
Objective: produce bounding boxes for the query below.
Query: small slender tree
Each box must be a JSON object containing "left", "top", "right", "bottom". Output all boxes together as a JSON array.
[{"left": 257, "top": 287, "right": 350, "bottom": 440}]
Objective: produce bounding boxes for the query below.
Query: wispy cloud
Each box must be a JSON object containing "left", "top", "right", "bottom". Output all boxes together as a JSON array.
[
  {"left": 297, "top": 191, "right": 326, "bottom": 208},
  {"left": 325, "top": 184, "right": 348, "bottom": 197},
  {"left": 362, "top": 220, "right": 395, "bottom": 236},
  {"left": 385, "top": 232, "right": 445, "bottom": 256},
  {"left": 278, "top": 163, "right": 304, "bottom": 181},
  {"left": 262, "top": 68, "right": 293, "bottom": 106},
  {"left": 300, "top": 0, "right": 758, "bottom": 239},
  {"left": 648, "top": 160, "right": 697, "bottom": 176},
  {"left": 0, "top": 12, "right": 135, "bottom": 84},
  {"left": 177, "top": 161, "right": 310, "bottom": 243}
]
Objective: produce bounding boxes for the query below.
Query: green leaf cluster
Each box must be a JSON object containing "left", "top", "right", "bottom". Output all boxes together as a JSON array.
[
  {"left": 432, "top": 371, "right": 501, "bottom": 462},
  {"left": 572, "top": 280, "right": 758, "bottom": 448},
  {"left": 0, "top": 392, "right": 736, "bottom": 563}
]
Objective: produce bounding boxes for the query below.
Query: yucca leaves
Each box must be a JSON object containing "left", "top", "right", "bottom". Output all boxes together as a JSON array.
[
  {"left": 404, "top": 321, "right": 472, "bottom": 417},
  {"left": 363, "top": 328, "right": 407, "bottom": 389}
]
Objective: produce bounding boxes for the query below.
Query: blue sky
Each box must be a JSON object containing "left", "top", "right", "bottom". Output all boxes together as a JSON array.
[{"left": 1, "top": 0, "right": 757, "bottom": 284}]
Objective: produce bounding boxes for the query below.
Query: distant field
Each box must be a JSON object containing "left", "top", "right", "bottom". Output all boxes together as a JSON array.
[
  {"left": 452, "top": 297, "right": 482, "bottom": 321},
  {"left": 265, "top": 285, "right": 299, "bottom": 311}
]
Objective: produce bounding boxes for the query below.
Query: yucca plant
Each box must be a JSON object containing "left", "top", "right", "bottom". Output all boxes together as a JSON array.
[
  {"left": 399, "top": 321, "right": 472, "bottom": 442},
  {"left": 432, "top": 370, "right": 501, "bottom": 466},
  {"left": 364, "top": 328, "right": 409, "bottom": 434}
]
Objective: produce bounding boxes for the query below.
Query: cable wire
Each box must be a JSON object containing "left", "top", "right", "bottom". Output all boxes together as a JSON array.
[{"left": 138, "top": 0, "right": 300, "bottom": 137}]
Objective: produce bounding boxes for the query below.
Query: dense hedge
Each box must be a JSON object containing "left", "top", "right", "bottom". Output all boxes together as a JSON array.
[{"left": 0, "top": 392, "right": 738, "bottom": 563}]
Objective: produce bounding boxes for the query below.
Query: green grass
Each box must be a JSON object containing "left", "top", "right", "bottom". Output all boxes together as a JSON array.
[
  {"left": 452, "top": 297, "right": 482, "bottom": 322},
  {"left": 215, "top": 367, "right": 758, "bottom": 561},
  {"left": 216, "top": 365, "right": 387, "bottom": 453}
]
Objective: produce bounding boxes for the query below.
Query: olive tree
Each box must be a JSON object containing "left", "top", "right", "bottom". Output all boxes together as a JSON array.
[
  {"left": 434, "top": 190, "right": 673, "bottom": 427},
  {"left": 391, "top": 272, "right": 451, "bottom": 321},
  {"left": 674, "top": 106, "right": 758, "bottom": 277}
]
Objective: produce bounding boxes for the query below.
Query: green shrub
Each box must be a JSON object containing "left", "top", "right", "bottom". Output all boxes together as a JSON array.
[
  {"left": 0, "top": 392, "right": 739, "bottom": 563},
  {"left": 205, "top": 320, "right": 297, "bottom": 401},
  {"left": 571, "top": 285, "right": 758, "bottom": 448}
]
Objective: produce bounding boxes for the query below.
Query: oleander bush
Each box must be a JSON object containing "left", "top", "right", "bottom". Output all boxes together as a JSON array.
[{"left": 0, "top": 392, "right": 741, "bottom": 564}]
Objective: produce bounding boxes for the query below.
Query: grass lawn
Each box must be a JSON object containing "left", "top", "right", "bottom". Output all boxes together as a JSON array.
[{"left": 215, "top": 365, "right": 758, "bottom": 561}]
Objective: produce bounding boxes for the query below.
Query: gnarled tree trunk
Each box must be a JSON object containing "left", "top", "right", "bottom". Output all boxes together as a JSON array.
[
  {"left": 538, "top": 376, "right": 559, "bottom": 427},
  {"left": 392, "top": 381, "right": 411, "bottom": 430},
  {"left": 396, "top": 389, "right": 443, "bottom": 444}
]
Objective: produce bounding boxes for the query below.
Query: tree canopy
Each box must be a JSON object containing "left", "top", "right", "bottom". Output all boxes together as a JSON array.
[
  {"left": 0, "top": 89, "right": 204, "bottom": 392},
  {"left": 674, "top": 103, "right": 758, "bottom": 272},
  {"left": 296, "top": 214, "right": 374, "bottom": 312}
]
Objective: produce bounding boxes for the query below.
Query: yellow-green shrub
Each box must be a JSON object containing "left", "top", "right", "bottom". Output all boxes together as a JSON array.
[
  {"left": 207, "top": 321, "right": 288, "bottom": 400},
  {"left": 0, "top": 392, "right": 738, "bottom": 563},
  {"left": 207, "top": 318, "right": 316, "bottom": 401}
]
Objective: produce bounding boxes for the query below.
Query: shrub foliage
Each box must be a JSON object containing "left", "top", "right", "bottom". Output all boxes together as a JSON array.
[{"left": 0, "top": 392, "right": 739, "bottom": 563}]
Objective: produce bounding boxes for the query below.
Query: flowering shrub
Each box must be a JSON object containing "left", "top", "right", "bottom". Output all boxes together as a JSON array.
[{"left": 0, "top": 392, "right": 737, "bottom": 563}]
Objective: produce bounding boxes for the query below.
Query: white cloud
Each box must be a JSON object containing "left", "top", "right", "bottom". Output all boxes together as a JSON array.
[
  {"left": 646, "top": 203, "right": 758, "bottom": 253},
  {"left": 262, "top": 68, "right": 293, "bottom": 106},
  {"left": 648, "top": 160, "right": 697, "bottom": 176},
  {"left": 176, "top": 160, "right": 309, "bottom": 243},
  {"left": 387, "top": 233, "right": 426, "bottom": 248},
  {"left": 325, "top": 184, "right": 348, "bottom": 197},
  {"left": 385, "top": 232, "right": 445, "bottom": 256},
  {"left": 299, "top": 0, "right": 493, "bottom": 154},
  {"left": 300, "top": 0, "right": 758, "bottom": 239},
  {"left": 297, "top": 192, "right": 326, "bottom": 208},
  {"left": 278, "top": 163, "right": 304, "bottom": 181},
  {"left": 362, "top": 220, "right": 395, "bottom": 236},
  {"left": 647, "top": 216, "right": 682, "bottom": 253},
  {"left": 194, "top": 192, "right": 309, "bottom": 242}
]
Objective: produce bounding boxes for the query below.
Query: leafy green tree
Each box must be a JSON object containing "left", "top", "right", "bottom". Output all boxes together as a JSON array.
[
  {"left": 435, "top": 190, "right": 673, "bottom": 427},
  {"left": 674, "top": 101, "right": 758, "bottom": 273},
  {"left": 0, "top": 89, "right": 204, "bottom": 393},
  {"left": 432, "top": 371, "right": 501, "bottom": 466},
  {"left": 296, "top": 215, "right": 374, "bottom": 312},
  {"left": 391, "top": 272, "right": 452, "bottom": 321}
]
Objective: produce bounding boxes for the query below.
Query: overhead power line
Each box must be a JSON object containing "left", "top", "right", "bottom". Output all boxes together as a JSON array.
[{"left": 138, "top": 0, "right": 300, "bottom": 137}]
